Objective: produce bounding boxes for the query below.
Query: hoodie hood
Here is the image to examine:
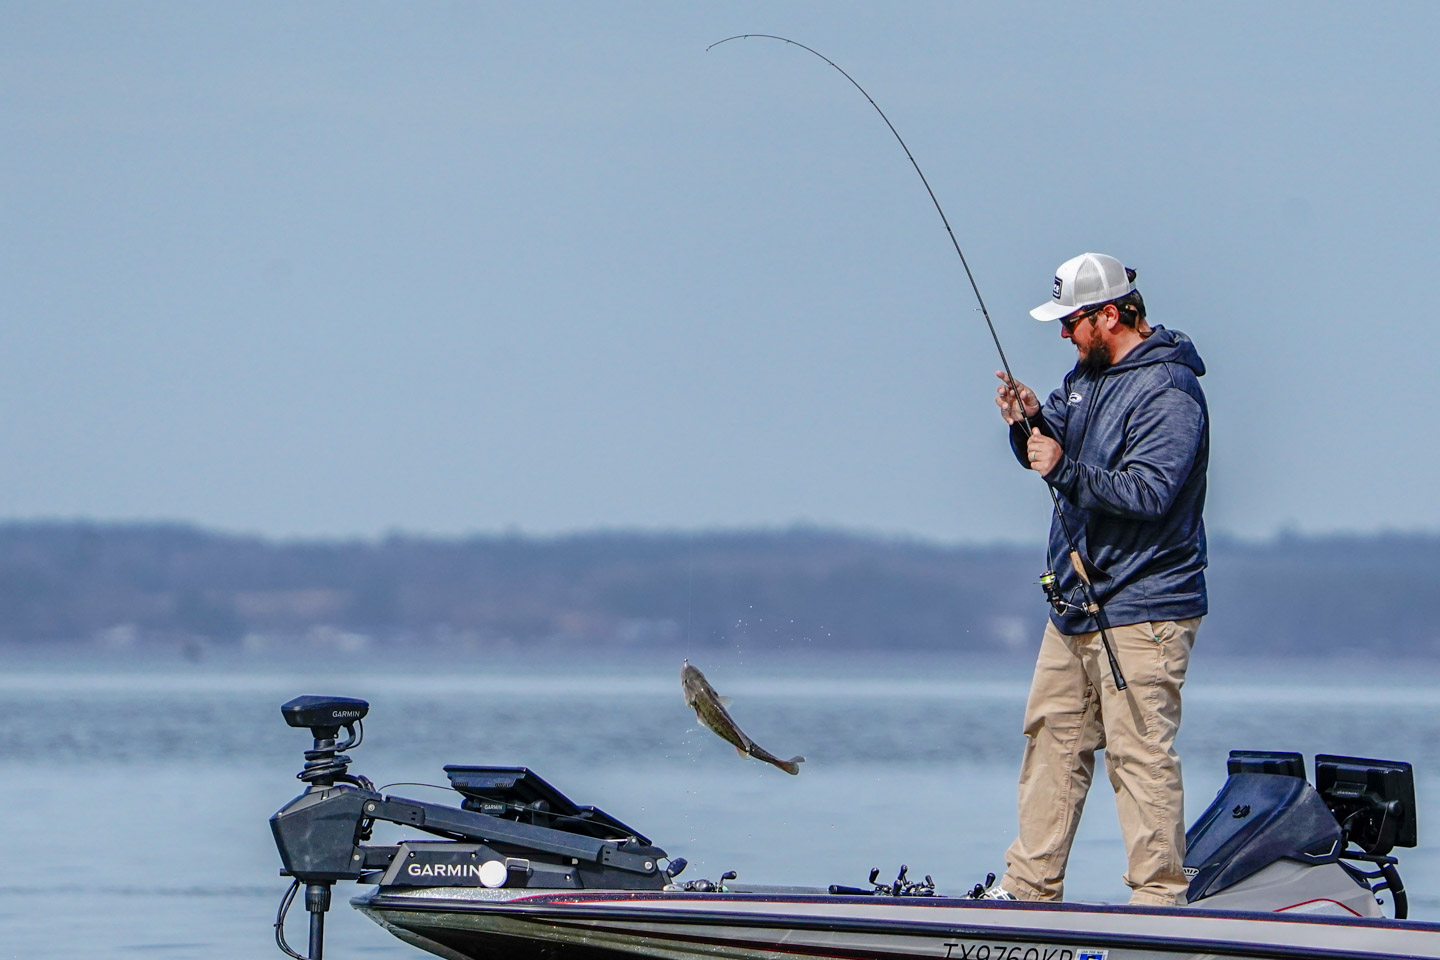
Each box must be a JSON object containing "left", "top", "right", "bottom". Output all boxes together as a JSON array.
[{"left": 1104, "top": 326, "right": 1205, "bottom": 377}]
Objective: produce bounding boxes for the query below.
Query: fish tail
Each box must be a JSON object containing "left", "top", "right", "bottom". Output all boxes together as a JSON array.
[{"left": 779, "top": 755, "right": 804, "bottom": 776}]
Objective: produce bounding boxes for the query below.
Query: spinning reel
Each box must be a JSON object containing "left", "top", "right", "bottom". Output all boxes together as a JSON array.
[{"left": 1039, "top": 570, "right": 1088, "bottom": 616}]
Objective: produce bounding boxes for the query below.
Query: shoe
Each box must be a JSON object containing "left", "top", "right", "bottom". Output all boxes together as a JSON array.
[{"left": 966, "top": 872, "right": 1016, "bottom": 900}]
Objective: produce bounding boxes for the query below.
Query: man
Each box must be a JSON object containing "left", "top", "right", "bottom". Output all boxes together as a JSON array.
[{"left": 988, "top": 252, "right": 1208, "bottom": 907}]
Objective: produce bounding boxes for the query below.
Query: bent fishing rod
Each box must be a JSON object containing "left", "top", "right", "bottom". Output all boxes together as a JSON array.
[{"left": 708, "top": 34, "right": 1127, "bottom": 690}]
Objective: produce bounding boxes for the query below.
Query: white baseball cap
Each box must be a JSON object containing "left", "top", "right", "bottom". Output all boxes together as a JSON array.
[{"left": 1029, "top": 252, "right": 1134, "bottom": 322}]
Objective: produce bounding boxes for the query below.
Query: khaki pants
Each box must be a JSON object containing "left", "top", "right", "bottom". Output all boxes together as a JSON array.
[{"left": 1000, "top": 617, "right": 1200, "bottom": 906}]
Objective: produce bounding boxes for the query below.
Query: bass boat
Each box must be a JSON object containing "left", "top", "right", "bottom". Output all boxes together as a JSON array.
[{"left": 270, "top": 696, "right": 1437, "bottom": 960}]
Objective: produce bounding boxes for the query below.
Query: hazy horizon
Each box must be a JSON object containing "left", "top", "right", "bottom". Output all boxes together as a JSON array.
[{"left": 6, "top": 513, "right": 1440, "bottom": 550}]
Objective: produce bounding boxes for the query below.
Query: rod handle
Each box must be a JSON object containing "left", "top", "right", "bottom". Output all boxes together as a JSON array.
[
  {"left": 1068, "top": 550, "right": 1091, "bottom": 585},
  {"left": 1070, "top": 550, "right": 1127, "bottom": 690}
]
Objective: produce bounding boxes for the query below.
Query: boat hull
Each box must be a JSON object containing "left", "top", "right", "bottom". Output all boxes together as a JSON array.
[{"left": 356, "top": 888, "right": 1440, "bottom": 960}]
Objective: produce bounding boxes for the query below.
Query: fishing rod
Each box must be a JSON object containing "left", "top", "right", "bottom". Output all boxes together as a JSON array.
[{"left": 708, "top": 34, "right": 1127, "bottom": 690}]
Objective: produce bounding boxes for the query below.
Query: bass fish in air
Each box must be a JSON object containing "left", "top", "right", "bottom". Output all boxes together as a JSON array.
[{"left": 681, "top": 659, "right": 804, "bottom": 776}]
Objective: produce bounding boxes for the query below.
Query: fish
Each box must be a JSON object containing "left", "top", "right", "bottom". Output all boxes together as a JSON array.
[{"left": 681, "top": 659, "right": 804, "bottom": 775}]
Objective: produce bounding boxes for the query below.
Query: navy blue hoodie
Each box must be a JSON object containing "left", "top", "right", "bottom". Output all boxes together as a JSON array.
[{"left": 1009, "top": 327, "right": 1208, "bottom": 633}]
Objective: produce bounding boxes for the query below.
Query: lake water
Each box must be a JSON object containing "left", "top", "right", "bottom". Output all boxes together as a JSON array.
[{"left": 1, "top": 646, "right": 1437, "bottom": 958}]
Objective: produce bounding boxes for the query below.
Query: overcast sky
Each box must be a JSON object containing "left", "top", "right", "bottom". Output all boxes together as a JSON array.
[{"left": 2, "top": 2, "right": 1436, "bottom": 544}]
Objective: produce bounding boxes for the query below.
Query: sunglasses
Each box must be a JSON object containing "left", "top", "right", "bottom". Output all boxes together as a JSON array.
[{"left": 1060, "top": 306, "right": 1104, "bottom": 334}]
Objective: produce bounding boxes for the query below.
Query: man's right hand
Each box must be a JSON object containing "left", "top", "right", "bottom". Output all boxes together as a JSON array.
[{"left": 995, "top": 371, "right": 1040, "bottom": 425}]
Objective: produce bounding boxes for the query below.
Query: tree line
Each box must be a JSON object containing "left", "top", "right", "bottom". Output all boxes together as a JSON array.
[{"left": 0, "top": 521, "right": 1434, "bottom": 657}]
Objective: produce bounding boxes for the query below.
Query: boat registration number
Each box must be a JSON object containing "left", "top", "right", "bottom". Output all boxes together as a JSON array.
[{"left": 942, "top": 944, "right": 1106, "bottom": 960}]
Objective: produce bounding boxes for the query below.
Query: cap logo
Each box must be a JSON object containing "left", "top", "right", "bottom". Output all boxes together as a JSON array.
[{"left": 1052, "top": 277, "right": 1063, "bottom": 301}]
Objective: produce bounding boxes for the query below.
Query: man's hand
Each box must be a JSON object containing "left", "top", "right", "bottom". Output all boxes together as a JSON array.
[
  {"left": 1026, "top": 428, "right": 1062, "bottom": 476},
  {"left": 995, "top": 371, "right": 1040, "bottom": 425}
]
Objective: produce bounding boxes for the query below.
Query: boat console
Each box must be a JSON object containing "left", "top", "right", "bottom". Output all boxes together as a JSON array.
[{"left": 1181, "top": 749, "right": 1415, "bottom": 917}]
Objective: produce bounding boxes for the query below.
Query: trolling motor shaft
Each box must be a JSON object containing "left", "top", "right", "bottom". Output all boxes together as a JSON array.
[{"left": 305, "top": 884, "right": 330, "bottom": 960}]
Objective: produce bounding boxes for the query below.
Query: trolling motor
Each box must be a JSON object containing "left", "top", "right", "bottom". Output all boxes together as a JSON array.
[
  {"left": 272, "top": 696, "right": 373, "bottom": 960},
  {"left": 271, "top": 695, "right": 672, "bottom": 959}
]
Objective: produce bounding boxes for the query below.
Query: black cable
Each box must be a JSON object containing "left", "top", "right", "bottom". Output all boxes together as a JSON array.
[
  {"left": 709, "top": 34, "right": 1126, "bottom": 689},
  {"left": 274, "top": 878, "right": 309, "bottom": 960}
]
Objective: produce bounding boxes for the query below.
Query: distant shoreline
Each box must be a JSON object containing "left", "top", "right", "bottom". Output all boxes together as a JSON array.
[{"left": 2, "top": 521, "right": 1437, "bottom": 658}]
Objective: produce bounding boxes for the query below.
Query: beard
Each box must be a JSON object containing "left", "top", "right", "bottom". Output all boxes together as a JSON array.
[{"left": 1077, "top": 339, "right": 1113, "bottom": 376}]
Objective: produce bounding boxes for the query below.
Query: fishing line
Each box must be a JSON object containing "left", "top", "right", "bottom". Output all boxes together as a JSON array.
[
  {"left": 377, "top": 781, "right": 456, "bottom": 794},
  {"left": 707, "top": 34, "right": 1127, "bottom": 689},
  {"left": 706, "top": 35, "right": 1016, "bottom": 386}
]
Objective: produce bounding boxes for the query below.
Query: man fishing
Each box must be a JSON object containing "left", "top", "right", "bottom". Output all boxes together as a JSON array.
[{"left": 987, "top": 252, "right": 1209, "bottom": 907}]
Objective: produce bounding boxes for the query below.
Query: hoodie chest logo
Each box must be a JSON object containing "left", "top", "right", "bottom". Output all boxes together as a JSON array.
[{"left": 1067, "top": 392, "right": 1083, "bottom": 405}]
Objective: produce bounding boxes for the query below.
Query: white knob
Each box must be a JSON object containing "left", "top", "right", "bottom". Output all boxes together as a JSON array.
[{"left": 479, "top": 860, "right": 509, "bottom": 888}]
